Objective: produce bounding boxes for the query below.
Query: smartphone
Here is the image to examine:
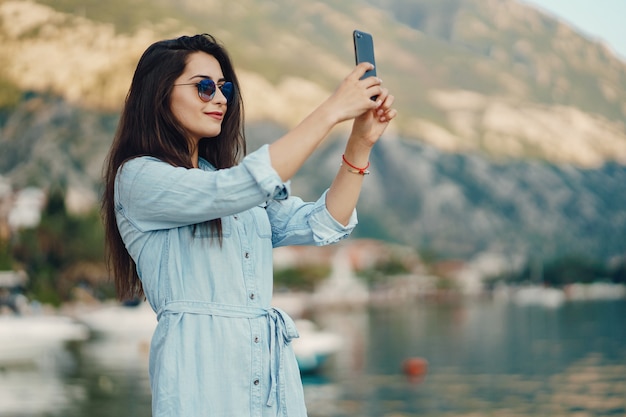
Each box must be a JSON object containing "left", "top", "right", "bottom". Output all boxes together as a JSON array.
[{"left": 353, "top": 30, "right": 377, "bottom": 80}]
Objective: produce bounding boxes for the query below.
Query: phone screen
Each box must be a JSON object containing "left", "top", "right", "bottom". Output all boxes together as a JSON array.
[{"left": 353, "top": 30, "right": 377, "bottom": 80}]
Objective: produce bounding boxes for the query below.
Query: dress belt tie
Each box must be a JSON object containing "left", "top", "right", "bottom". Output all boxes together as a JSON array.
[{"left": 156, "top": 300, "right": 299, "bottom": 412}]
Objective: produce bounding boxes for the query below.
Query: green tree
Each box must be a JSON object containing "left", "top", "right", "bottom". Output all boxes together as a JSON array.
[
  {"left": 273, "top": 265, "right": 331, "bottom": 292},
  {"left": 611, "top": 258, "right": 626, "bottom": 284},
  {"left": 488, "top": 255, "right": 614, "bottom": 288},
  {"left": 12, "top": 188, "right": 107, "bottom": 305},
  {"left": 0, "top": 239, "right": 14, "bottom": 270},
  {"left": 542, "top": 256, "right": 608, "bottom": 286},
  {"left": 357, "top": 256, "right": 411, "bottom": 287}
]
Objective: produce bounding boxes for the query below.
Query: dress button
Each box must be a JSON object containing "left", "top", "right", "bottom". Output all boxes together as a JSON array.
[
  {"left": 233, "top": 215, "right": 238, "bottom": 220},
  {"left": 250, "top": 293, "right": 255, "bottom": 300},
  {"left": 253, "top": 379, "right": 260, "bottom": 386},
  {"left": 244, "top": 252, "right": 250, "bottom": 259},
  {"left": 254, "top": 336, "right": 260, "bottom": 343}
]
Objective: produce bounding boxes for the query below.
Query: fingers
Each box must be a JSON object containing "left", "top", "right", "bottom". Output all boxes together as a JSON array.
[
  {"left": 359, "top": 84, "right": 397, "bottom": 122},
  {"left": 377, "top": 106, "right": 397, "bottom": 123},
  {"left": 361, "top": 77, "right": 384, "bottom": 107},
  {"left": 338, "top": 65, "right": 397, "bottom": 122},
  {"left": 373, "top": 88, "right": 397, "bottom": 122},
  {"left": 372, "top": 86, "right": 389, "bottom": 107},
  {"left": 352, "top": 62, "right": 376, "bottom": 80}
]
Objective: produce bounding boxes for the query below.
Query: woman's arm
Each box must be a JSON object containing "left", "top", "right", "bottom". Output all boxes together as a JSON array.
[
  {"left": 268, "top": 63, "right": 383, "bottom": 182},
  {"left": 115, "top": 149, "right": 284, "bottom": 231},
  {"left": 325, "top": 87, "right": 397, "bottom": 225}
]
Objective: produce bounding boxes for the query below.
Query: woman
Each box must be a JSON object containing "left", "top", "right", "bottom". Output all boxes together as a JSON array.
[{"left": 102, "top": 34, "right": 396, "bottom": 417}]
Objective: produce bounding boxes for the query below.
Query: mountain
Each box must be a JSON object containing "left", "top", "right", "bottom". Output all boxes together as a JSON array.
[
  {"left": 290, "top": 137, "right": 626, "bottom": 262},
  {"left": 2, "top": 0, "right": 625, "bottom": 165},
  {"left": 0, "top": 0, "right": 625, "bottom": 261}
]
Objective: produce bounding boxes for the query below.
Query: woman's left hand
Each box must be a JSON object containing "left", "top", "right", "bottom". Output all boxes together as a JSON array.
[
  {"left": 325, "top": 85, "right": 397, "bottom": 226},
  {"left": 349, "top": 86, "right": 397, "bottom": 147}
]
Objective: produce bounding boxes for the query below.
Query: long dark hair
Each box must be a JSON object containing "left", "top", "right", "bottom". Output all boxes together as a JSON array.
[{"left": 101, "top": 34, "right": 246, "bottom": 300}]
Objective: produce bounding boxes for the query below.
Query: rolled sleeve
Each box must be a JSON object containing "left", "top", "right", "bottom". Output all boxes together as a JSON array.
[
  {"left": 268, "top": 190, "right": 358, "bottom": 247},
  {"left": 241, "top": 145, "right": 290, "bottom": 201},
  {"left": 308, "top": 192, "right": 358, "bottom": 245},
  {"left": 115, "top": 145, "right": 290, "bottom": 232}
]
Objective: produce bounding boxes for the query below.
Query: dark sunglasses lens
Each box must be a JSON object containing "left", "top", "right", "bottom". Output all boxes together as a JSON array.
[
  {"left": 197, "top": 79, "right": 233, "bottom": 103},
  {"left": 197, "top": 79, "right": 216, "bottom": 101},
  {"left": 220, "top": 82, "right": 234, "bottom": 103}
]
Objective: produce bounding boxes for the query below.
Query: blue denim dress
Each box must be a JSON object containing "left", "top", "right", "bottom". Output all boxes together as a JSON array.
[{"left": 114, "top": 144, "right": 357, "bottom": 417}]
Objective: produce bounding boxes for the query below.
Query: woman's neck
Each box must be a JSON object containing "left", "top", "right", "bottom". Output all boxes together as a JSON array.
[{"left": 189, "top": 141, "right": 199, "bottom": 168}]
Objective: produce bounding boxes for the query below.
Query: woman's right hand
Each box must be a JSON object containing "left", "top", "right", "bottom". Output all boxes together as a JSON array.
[
  {"left": 268, "top": 63, "right": 384, "bottom": 182},
  {"left": 325, "top": 63, "right": 383, "bottom": 124}
]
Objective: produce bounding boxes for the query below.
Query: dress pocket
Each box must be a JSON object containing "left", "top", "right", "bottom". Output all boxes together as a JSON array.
[{"left": 251, "top": 206, "right": 272, "bottom": 239}]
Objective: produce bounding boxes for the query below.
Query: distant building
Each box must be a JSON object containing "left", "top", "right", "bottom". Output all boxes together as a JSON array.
[
  {"left": 0, "top": 270, "right": 27, "bottom": 288},
  {"left": 8, "top": 187, "right": 46, "bottom": 230}
]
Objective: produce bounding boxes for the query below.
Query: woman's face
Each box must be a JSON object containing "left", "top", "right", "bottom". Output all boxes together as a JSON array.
[{"left": 171, "top": 52, "right": 229, "bottom": 145}]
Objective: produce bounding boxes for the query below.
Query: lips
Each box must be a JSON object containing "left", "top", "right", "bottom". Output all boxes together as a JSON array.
[{"left": 205, "top": 111, "right": 223, "bottom": 120}]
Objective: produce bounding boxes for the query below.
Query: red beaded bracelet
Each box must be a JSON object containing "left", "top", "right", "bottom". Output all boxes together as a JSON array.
[{"left": 342, "top": 154, "right": 370, "bottom": 175}]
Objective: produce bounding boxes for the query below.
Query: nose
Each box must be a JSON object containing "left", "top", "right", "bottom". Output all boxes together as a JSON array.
[{"left": 212, "top": 86, "right": 228, "bottom": 105}]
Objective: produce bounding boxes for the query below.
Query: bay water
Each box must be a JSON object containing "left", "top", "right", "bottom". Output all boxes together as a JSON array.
[{"left": 1, "top": 299, "right": 624, "bottom": 417}]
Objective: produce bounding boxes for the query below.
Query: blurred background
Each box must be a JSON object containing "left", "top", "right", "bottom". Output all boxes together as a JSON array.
[{"left": 0, "top": 0, "right": 625, "bottom": 416}]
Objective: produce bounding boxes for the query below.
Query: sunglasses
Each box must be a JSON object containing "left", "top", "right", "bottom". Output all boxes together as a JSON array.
[{"left": 174, "top": 78, "right": 234, "bottom": 103}]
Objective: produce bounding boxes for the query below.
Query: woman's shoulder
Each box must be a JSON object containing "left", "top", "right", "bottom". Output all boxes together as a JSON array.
[
  {"left": 121, "top": 155, "right": 172, "bottom": 171},
  {"left": 117, "top": 156, "right": 173, "bottom": 182},
  {"left": 124, "top": 155, "right": 164, "bottom": 166}
]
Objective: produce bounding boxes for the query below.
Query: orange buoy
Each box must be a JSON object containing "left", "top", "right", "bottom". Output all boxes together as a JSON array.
[{"left": 402, "top": 357, "right": 428, "bottom": 379}]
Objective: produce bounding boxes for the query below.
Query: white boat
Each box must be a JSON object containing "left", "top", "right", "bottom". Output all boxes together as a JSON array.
[
  {"left": 78, "top": 300, "right": 156, "bottom": 339},
  {"left": 77, "top": 302, "right": 341, "bottom": 374},
  {"left": 76, "top": 301, "right": 156, "bottom": 369},
  {"left": 0, "top": 314, "right": 90, "bottom": 365},
  {"left": 513, "top": 285, "right": 566, "bottom": 308},
  {"left": 292, "top": 319, "right": 342, "bottom": 374},
  {"left": 566, "top": 282, "right": 626, "bottom": 300}
]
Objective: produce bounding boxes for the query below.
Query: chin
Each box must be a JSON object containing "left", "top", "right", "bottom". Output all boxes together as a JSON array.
[{"left": 206, "top": 128, "right": 222, "bottom": 138}]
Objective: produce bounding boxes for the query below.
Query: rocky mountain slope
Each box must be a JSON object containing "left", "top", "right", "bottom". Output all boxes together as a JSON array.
[
  {"left": 2, "top": 0, "right": 626, "bottom": 165},
  {"left": 1, "top": 0, "right": 625, "bottom": 261}
]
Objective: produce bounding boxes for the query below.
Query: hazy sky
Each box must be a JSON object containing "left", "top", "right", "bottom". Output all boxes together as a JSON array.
[{"left": 521, "top": 0, "right": 626, "bottom": 60}]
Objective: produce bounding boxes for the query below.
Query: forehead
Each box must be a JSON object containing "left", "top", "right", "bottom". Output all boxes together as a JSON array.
[{"left": 182, "top": 52, "right": 224, "bottom": 78}]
